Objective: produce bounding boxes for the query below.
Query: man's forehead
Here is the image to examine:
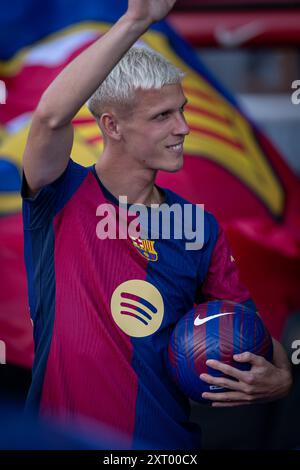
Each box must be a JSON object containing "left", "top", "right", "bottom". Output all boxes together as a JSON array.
[{"left": 133, "top": 84, "right": 186, "bottom": 110}]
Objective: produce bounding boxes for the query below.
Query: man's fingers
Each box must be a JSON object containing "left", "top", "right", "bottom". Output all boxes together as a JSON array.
[
  {"left": 202, "top": 390, "right": 268, "bottom": 404},
  {"left": 211, "top": 395, "right": 268, "bottom": 407},
  {"left": 211, "top": 401, "right": 252, "bottom": 408},
  {"left": 233, "top": 352, "right": 265, "bottom": 366},
  {"left": 200, "top": 373, "right": 244, "bottom": 392},
  {"left": 202, "top": 391, "right": 247, "bottom": 402},
  {"left": 206, "top": 359, "right": 247, "bottom": 381}
]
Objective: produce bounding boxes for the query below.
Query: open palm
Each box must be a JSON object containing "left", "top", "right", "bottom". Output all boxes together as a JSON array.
[{"left": 126, "top": 0, "right": 177, "bottom": 24}]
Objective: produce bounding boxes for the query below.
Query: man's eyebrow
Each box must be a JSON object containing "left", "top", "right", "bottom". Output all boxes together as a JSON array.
[{"left": 150, "top": 98, "right": 188, "bottom": 118}]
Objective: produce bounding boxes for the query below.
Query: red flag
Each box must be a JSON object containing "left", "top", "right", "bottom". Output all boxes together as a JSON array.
[{"left": 0, "top": 4, "right": 299, "bottom": 372}]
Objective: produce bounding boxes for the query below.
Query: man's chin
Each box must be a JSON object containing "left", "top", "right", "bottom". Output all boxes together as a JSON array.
[
  {"left": 158, "top": 160, "right": 184, "bottom": 173},
  {"left": 164, "top": 166, "right": 182, "bottom": 173}
]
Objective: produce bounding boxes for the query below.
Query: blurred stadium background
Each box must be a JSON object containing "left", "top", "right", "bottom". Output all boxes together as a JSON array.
[{"left": 0, "top": 0, "right": 299, "bottom": 450}]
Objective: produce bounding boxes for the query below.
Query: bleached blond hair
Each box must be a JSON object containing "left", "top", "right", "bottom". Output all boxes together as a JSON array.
[{"left": 87, "top": 45, "right": 185, "bottom": 118}]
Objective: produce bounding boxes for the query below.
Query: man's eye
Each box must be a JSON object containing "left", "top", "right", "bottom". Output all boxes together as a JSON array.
[{"left": 155, "top": 111, "right": 170, "bottom": 120}]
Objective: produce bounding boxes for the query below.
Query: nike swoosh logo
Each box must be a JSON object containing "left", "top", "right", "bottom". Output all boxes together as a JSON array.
[
  {"left": 194, "top": 311, "right": 235, "bottom": 326},
  {"left": 215, "top": 21, "right": 264, "bottom": 48}
]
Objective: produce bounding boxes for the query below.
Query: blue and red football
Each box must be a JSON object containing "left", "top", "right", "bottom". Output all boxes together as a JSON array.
[{"left": 167, "top": 300, "right": 273, "bottom": 403}]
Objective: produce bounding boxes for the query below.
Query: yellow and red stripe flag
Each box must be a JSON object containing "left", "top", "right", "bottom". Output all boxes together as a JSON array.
[{"left": 0, "top": 1, "right": 299, "bottom": 367}]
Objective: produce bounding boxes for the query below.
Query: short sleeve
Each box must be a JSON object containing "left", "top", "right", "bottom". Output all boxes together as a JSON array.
[
  {"left": 201, "top": 224, "right": 254, "bottom": 305},
  {"left": 22, "top": 159, "right": 87, "bottom": 230}
]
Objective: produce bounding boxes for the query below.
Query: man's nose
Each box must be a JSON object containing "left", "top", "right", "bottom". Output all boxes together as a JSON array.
[{"left": 173, "top": 112, "right": 190, "bottom": 136}]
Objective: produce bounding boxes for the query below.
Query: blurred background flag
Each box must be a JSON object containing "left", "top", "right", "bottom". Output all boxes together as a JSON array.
[{"left": 0, "top": 0, "right": 300, "bottom": 370}]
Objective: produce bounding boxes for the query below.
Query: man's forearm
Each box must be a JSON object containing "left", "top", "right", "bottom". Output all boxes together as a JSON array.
[{"left": 38, "top": 14, "right": 151, "bottom": 128}]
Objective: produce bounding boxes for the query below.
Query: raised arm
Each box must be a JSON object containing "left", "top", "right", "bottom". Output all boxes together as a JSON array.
[{"left": 23, "top": 0, "right": 177, "bottom": 193}]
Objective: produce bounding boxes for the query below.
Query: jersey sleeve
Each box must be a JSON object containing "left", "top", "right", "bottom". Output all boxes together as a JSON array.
[
  {"left": 21, "top": 159, "right": 84, "bottom": 230},
  {"left": 201, "top": 224, "right": 256, "bottom": 309}
]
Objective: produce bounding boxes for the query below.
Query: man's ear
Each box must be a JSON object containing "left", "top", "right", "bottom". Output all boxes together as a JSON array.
[{"left": 99, "top": 113, "right": 122, "bottom": 141}]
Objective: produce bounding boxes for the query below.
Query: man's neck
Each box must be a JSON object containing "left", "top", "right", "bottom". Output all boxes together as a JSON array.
[{"left": 95, "top": 156, "right": 164, "bottom": 207}]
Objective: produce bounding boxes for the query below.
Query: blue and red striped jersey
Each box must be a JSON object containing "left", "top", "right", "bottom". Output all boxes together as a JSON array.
[{"left": 22, "top": 159, "right": 253, "bottom": 449}]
